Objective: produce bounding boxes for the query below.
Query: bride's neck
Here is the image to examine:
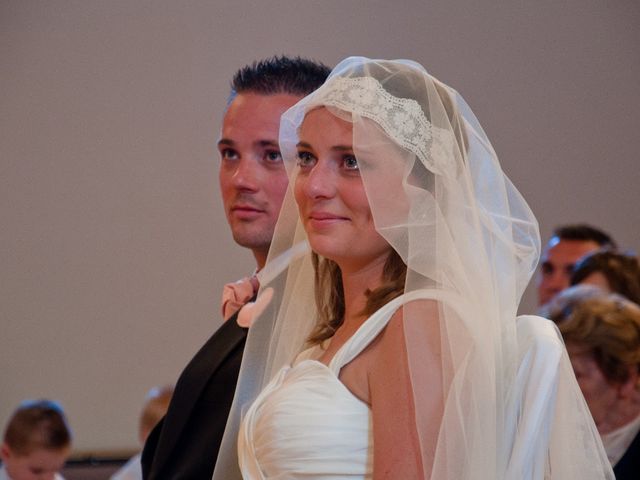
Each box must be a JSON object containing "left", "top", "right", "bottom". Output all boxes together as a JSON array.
[{"left": 339, "top": 256, "right": 387, "bottom": 329}]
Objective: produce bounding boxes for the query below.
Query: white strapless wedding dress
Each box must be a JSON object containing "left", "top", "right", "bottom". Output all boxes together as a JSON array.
[
  {"left": 235, "top": 290, "right": 600, "bottom": 480},
  {"left": 237, "top": 292, "right": 417, "bottom": 479}
]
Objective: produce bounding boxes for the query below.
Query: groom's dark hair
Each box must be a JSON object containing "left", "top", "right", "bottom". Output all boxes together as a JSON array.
[{"left": 228, "top": 55, "right": 330, "bottom": 102}]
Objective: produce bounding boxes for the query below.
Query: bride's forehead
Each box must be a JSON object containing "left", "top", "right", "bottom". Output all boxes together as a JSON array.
[
  {"left": 299, "top": 107, "right": 354, "bottom": 137},
  {"left": 302, "top": 105, "right": 352, "bottom": 122}
]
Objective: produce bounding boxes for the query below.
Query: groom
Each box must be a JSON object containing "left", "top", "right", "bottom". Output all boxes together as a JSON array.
[{"left": 141, "top": 56, "right": 330, "bottom": 479}]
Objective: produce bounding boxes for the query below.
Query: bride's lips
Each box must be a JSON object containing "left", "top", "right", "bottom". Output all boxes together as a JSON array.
[{"left": 307, "top": 211, "right": 349, "bottom": 229}]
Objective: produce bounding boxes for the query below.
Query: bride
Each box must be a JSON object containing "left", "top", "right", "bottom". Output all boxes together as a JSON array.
[{"left": 212, "top": 57, "right": 614, "bottom": 479}]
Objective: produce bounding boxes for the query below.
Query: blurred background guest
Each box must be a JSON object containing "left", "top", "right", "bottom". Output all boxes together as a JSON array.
[
  {"left": 538, "top": 284, "right": 605, "bottom": 324},
  {"left": 111, "top": 386, "right": 173, "bottom": 480},
  {"left": 558, "top": 295, "right": 640, "bottom": 479},
  {"left": 536, "top": 224, "right": 616, "bottom": 308},
  {"left": 1, "top": 399, "right": 72, "bottom": 480},
  {"left": 571, "top": 251, "right": 640, "bottom": 305}
]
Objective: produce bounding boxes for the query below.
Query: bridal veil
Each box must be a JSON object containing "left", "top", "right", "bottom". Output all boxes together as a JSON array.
[{"left": 213, "top": 57, "right": 613, "bottom": 479}]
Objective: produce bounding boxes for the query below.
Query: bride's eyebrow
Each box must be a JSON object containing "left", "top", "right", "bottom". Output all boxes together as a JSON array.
[
  {"left": 296, "top": 142, "right": 354, "bottom": 152},
  {"left": 331, "top": 145, "right": 353, "bottom": 152}
]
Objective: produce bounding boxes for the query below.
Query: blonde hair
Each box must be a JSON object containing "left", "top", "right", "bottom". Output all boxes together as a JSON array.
[
  {"left": 559, "top": 295, "right": 640, "bottom": 384},
  {"left": 139, "top": 385, "right": 173, "bottom": 442}
]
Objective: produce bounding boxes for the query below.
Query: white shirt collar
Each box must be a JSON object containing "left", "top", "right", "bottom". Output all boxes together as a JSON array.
[{"left": 602, "top": 412, "right": 640, "bottom": 466}]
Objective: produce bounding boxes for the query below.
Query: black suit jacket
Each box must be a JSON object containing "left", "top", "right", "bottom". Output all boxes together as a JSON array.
[
  {"left": 614, "top": 429, "right": 640, "bottom": 480},
  {"left": 141, "top": 313, "right": 248, "bottom": 479}
]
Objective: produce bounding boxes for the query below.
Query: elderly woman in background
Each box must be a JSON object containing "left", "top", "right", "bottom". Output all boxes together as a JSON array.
[{"left": 559, "top": 294, "right": 640, "bottom": 479}]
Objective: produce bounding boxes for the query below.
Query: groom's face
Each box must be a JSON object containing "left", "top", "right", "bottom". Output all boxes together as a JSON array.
[{"left": 218, "top": 92, "right": 302, "bottom": 266}]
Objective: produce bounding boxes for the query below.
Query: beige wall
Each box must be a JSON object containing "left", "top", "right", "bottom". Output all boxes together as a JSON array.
[{"left": 1, "top": 0, "right": 638, "bottom": 453}]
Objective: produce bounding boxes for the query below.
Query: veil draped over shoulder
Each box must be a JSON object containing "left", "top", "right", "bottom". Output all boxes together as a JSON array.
[{"left": 212, "top": 57, "right": 613, "bottom": 479}]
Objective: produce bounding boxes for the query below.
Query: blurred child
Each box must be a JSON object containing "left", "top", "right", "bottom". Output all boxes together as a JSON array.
[
  {"left": 0, "top": 400, "right": 72, "bottom": 480},
  {"left": 110, "top": 386, "right": 173, "bottom": 480}
]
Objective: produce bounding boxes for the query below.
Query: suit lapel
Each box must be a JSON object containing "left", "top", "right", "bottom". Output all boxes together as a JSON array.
[
  {"left": 614, "top": 429, "right": 640, "bottom": 478},
  {"left": 151, "top": 314, "right": 247, "bottom": 475}
]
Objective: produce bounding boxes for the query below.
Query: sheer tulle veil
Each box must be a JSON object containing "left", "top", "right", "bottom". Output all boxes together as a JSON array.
[{"left": 212, "top": 57, "right": 613, "bottom": 479}]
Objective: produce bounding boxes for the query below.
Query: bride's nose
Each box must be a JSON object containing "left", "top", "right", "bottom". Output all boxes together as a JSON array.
[{"left": 298, "top": 161, "right": 337, "bottom": 200}]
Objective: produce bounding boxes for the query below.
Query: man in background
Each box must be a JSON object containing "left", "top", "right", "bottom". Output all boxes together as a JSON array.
[
  {"left": 141, "top": 56, "right": 330, "bottom": 479},
  {"left": 536, "top": 223, "right": 616, "bottom": 307}
]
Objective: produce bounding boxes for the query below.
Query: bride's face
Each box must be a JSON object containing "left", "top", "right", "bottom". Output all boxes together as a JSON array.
[{"left": 294, "top": 107, "right": 390, "bottom": 271}]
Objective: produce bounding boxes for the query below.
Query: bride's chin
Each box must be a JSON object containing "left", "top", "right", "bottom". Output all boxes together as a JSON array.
[{"left": 307, "top": 239, "right": 341, "bottom": 262}]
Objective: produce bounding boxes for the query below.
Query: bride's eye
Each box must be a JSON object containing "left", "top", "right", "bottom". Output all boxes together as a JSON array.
[
  {"left": 297, "top": 151, "right": 315, "bottom": 168},
  {"left": 343, "top": 154, "right": 359, "bottom": 171}
]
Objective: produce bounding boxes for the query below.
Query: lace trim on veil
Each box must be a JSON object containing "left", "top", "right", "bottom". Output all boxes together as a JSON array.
[{"left": 316, "top": 76, "right": 455, "bottom": 177}]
